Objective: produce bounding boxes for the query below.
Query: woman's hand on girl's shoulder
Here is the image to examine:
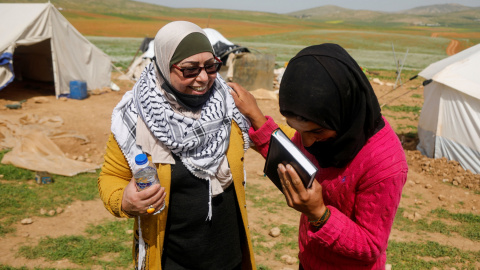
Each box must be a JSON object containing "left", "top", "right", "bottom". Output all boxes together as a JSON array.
[{"left": 228, "top": 82, "right": 267, "bottom": 130}]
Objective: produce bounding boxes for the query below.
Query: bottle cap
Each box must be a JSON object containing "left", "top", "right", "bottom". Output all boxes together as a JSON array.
[{"left": 135, "top": 153, "right": 148, "bottom": 165}]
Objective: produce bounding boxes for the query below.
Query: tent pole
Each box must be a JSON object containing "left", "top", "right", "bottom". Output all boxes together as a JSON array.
[
  {"left": 48, "top": 6, "right": 60, "bottom": 98},
  {"left": 111, "top": 63, "right": 135, "bottom": 82},
  {"left": 394, "top": 49, "right": 409, "bottom": 89},
  {"left": 128, "top": 47, "right": 141, "bottom": 69}
]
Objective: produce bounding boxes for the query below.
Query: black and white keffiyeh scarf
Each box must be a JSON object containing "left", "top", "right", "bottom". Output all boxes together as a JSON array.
[
  {"left": 112, "top": 63, "right": 250, "bottom": 176},
  {"left": 111, "top": 62, "right": 250, "bottom": 204}
]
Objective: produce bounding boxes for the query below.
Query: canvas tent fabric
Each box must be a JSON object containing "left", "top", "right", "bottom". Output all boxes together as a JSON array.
[
  {"left": 0, "top": 3, "right": 111, "bottom": 97},
  {"left": 417, "top": 43, "right": 480, "bottom": 174},
  {"left": 203, "top": 28, "right": 249, "bottom": 63},
  {"left": 0, "top": 113, "right": 100, "bottom": 176},
  {"left": 139, "top": 37, "right": 154, "bottom": 54}
]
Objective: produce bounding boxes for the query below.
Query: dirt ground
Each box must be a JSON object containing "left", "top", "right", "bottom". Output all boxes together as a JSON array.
[{"left": 0, "top": 71, "right": 479, "bottom": 269}]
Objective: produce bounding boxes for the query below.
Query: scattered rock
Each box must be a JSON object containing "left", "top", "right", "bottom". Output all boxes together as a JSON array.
[
  {"left": 259, "top": 241, "right": 276, "bottom": 249},
  {"left": 438, "top": 194, "right": 446, "bottom": 201},
  {"left": 414, "top": 200, "right": 423, "bottom": 205},
  {"left": 385, "top": 264, "right": 392, "bottom": 270},
  {"left": 453, "top": 176, "right": 462, "bottom": 184},
  {"left": 414, "top": 212, "right": 422, "bottom": 221},
  {"left": 32, "top": 97, "right": 49, "bottom": 103},
  {"left": 48, "top": 210, "right": 56, "bottom": 216},
  {"left": 269, "top": 227, "right": 281, "bottom": 238},
  {"left": 21, "top": 218, "right": 33, "bottom": 225},
  {"left": 372, "top": 78, "right": 384, "bottom": 85},
  {"left": 405, "top": 150, "right": 479, "bottom": 192},
  {"left": 280, "top": 254, "right": 297, "bottom": 265},
  {"left": 425, "top": 184, "right": 433, "bottom": 189},
  {"left": 126, "top": 229, "right": 134, "bottom": 234},
  {"left": 385, "top": 82, "right": 395, "bottom": 87},
  {"left": 56, "top": 207, "right": 64, "bottom": 214},
  {"left": 40, "top": 208, "right": 47, "bottom": 215},
  {"left": 91, "top": 87, "right": 112, "bottom": 95}
]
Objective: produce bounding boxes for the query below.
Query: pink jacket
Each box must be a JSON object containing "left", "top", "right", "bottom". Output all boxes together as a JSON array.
[{"left": 249, "top": 116, "right": 408, "bottom": 270}]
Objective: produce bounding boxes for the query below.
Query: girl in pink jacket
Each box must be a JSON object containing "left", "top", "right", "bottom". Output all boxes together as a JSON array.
[{"left": 229, "top": 43, "right": 408, "bottom": 270}]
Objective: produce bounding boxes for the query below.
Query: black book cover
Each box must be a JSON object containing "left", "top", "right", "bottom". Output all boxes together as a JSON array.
[{"left": 263, "top": 128, "right": 318, "bottom": 192}]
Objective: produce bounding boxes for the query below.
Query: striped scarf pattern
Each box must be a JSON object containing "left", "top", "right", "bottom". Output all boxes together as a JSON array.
[{"left": 112, "top": 62, "right": 250, "bottom": 180}]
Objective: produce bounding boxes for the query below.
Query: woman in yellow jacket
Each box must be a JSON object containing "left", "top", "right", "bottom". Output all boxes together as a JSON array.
[{"left": 98, "top": 21, "right": 255, "bottom": 270}]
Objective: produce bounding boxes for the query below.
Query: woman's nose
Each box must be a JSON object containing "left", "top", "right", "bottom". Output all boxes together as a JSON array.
[{"left": 196, "top": 68, "right": 209, "bottom": 81}]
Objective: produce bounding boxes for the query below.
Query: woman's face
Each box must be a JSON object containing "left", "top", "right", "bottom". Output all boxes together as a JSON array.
[
  {"left": 170, "top": 52, "right": 217, "bottom": 95},
  {"left": 286, "top": 116, "right": 337, "bottom": 147}
]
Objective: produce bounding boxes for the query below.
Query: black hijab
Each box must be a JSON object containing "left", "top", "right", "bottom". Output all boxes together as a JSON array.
[{"left": 279, "top": 43, "right": 384, "bottom": 168}]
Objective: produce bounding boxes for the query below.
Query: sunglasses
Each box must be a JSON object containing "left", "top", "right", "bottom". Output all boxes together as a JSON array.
[{"left": 172, "top": 56, "right": 223, "bottom": 78}]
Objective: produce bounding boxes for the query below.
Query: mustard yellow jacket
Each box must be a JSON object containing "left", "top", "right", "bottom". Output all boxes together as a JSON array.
[{"left": 98, "top": 121, "right": 255, "bottom": 270}]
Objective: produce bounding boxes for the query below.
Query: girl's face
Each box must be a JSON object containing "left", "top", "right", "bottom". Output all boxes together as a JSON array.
[
  {"left": 169, "top": 52, "right": 217, "bottom": 95},
  {"left": 286, "top": 116, "right": 337, "bottom": 147}
]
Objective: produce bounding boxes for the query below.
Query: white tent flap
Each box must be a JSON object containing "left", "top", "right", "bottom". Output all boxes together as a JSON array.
[
  {"left": 417, "top": 43, "right": 480, "bottom": 174},
  {"left": 0, "top": 3, "right": 111, "bottom": 97}
]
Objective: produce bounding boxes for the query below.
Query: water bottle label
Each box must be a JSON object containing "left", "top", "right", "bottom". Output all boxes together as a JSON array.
[{"left": 136, "top": 180, "right": 153, "bottom": 190}]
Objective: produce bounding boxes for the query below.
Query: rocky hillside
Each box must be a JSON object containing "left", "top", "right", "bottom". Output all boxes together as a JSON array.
[
  {"left": 400, "top": 3, "right": 474, "bottom": 15},
  {"left": 288, "top": 3, "right": 480, "bottom": 26}
]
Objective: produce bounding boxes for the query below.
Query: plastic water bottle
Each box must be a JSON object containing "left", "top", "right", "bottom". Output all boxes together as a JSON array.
[{"left": 133, "top": 153, "right": 164, "bottom": 214}]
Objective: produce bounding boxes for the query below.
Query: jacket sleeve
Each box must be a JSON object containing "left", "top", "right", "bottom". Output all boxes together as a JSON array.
[
  {"left": 307, "top": 171, "right": 407, "bottom": 263},
  {"left": 97, "top": 133, "right": 133, "bottom": 218},
  {"left": 248, "top": 116, "right": 296, "bottom": 158}
]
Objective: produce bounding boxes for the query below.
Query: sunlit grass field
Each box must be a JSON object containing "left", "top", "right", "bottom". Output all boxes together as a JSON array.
[{"left": 88, "top": 31, "right": 449, "bottom": 71}]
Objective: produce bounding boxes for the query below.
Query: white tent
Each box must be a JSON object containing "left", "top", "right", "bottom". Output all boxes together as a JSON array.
[
  {"left": 417, "top": 43, "right": 480, "bottom": 174},
  {"left": 0, "top": 3, "right": 111, "bottom": 97},
  {"left": 203, "top": 28, "right": 249, "bottom": 63}
]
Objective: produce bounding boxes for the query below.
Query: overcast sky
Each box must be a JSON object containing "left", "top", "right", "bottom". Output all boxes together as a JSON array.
[{"left": 136, "top": 0, "right": 480, "bottom": 13}]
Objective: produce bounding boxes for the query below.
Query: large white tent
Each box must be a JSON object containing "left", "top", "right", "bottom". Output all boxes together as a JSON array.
[
  {"left": 0, "top": 3, "right": 111, "bottom": 97},
  {"left": 417, "top": 44, "right": 480, "bottom": 174}
]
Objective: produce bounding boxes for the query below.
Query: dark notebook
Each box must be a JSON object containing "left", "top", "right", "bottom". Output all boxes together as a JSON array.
[{"left": 263, "top": 128, "right": 318, "bottom": 192}]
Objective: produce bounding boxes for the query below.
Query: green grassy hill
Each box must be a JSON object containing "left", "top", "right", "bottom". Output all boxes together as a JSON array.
[
  {"left": 288, "top": 3, "right": 480, "bottom": 27},
  {"left": 3, "top": 0, "right": 479, "bottom": 71}
]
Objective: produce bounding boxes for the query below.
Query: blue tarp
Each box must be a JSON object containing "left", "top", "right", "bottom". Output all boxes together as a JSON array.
[{"left": 0, "top": 52, "right": 14, "bottom": 90}]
